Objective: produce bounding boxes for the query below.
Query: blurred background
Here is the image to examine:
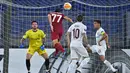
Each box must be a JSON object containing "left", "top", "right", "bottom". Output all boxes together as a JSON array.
[
  {"left": 0, "top": 0, "right": 130, "bottom": 73},
  {"left": 0, "top": 0, "right": 130, "bottom": 48}
]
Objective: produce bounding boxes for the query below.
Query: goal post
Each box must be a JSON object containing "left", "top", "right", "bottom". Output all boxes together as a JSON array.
[{"left": 2, "top": 0, "right": 12, "bottom": 73}]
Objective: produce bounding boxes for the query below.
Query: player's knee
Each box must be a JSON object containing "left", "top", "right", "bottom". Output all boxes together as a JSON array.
[
  {"left": 52, "top": 39, "right": 59, "bottom": 46},
  {"left": 85, "top": 57, "right": 90, "bottom": 61},
  {"left": 70, "top": 60, "right": 77, "bottom": 67},
  {"left": 42, "top": 53, "right": 49, "bottom": 59},
  {"left": 83, "top": 56, "right": 90, "bottom": 61},
  {"left": 83, "top": 54, "right": 89, "bottom": 58},
  {"left": 99, "top": 55, "right": 105, "bottom": 61},
  {"left": 26, "top": 58, "right": 30, "bottom": 61},
  {"left": 72, "top": 60, "right": 77, "bottom": 64},
  {"left": 26, "top": 53, "right": 32, "bottom": 60},
  {"left": 87, "top": 48, "right": 92, "bottom": 53}
]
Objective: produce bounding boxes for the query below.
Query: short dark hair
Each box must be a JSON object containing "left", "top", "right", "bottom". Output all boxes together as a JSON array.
[
  {"left": 55, "top": 8, "right": 62, "bottom": 12},
  {"left": 31, "top": 21, "right": 38, "bottom": 24},
  {"left": 77, "top": 15, "right": 83, "bottom": 22},
  {"left": 94, "top": 20, "right": 101, "bottom": 25}
]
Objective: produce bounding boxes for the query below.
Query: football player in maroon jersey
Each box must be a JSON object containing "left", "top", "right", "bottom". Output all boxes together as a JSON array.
[{"left": 48, "top": 8, "right": 73, "bottom": 57}]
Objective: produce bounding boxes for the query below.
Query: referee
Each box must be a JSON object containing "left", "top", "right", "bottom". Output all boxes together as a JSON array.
[{"left": 20, "top": 21, "right": 49, "bottom": 73}]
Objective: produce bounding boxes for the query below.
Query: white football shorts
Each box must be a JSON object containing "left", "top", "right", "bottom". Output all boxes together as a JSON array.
[
  {"left": 70, "top": 43, "right": 89, "bottom": 59},
  {"left": 90, "top": 45, "right": 107, "bottom": 56}
]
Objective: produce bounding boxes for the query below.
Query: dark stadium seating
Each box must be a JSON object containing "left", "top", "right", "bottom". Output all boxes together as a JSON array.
[
  {"left": 10, "top": 0, "right": 70, "bottom": 7},
  {"left": 6, "top": 0, "right": 130, "bottom": 7},
  {"left": 78, "top": 0, "right": 130, "bottom": 6}
]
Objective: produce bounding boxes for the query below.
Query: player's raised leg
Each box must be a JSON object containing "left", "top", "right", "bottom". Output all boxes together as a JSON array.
[
  {"left": 91, "top": 45, "right": 117, "bottom": 72},
  {"left": 52, "top": 38, "right": 65, "bottom": 56}
]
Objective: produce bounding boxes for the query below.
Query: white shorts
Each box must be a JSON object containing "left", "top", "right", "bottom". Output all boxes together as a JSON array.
[
  {"left": 90, "top": 45, "right": 107, "bottom": 56},
  {"left": 70, "top": 44, "right": 89, "bottom": 59}
]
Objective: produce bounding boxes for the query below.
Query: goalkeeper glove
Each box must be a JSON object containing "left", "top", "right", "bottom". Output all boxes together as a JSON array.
[
  {"left": 40, "top": 45, "right": 45, "bottom": 50},
  {"left": 19, "top": 44, "right": 24, "bottom": 48}
]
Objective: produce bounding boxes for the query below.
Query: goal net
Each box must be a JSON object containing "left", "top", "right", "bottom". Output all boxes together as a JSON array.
[{"left": 0, "top": 0, "right": 130, "bottom": 73}]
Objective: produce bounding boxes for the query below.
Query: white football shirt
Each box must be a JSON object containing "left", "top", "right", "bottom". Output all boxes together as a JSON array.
[
  {"left": 96, "top": 27, "right": 107, "bottom": 49},
  {"left": 67, "top": 22, "right": 87, "bottom": 44}
]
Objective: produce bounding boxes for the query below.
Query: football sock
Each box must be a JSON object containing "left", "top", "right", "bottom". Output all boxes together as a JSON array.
[
  {"left": 104, "top": 60, "right": 117, "bottom": 72},
  {"left": 78, "top": 57, "right": 90, "bottom": 72},
  {"left": 55, "top": 43, "right": 64, "bottom": 53},
  {"left": 45, "top": 59, "right": 49, "bottom": 70},
  {"left": 26, "top": 59, "right": 31, "bottom": 71},
  {"left": 54, "top": 48, "right": 59, "bottom": 56},
  {"left": 78, "top": 57, "right": 84, "bottom": 65},
  {"left": 68, "top": 60, "right": 77, "bottom": 73}
]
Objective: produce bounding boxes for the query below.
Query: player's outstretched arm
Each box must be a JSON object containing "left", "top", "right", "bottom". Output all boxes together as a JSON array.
[
  {"left": 82, "top": 33, "right": 88, "bottom": 47},
  {"left": 66, "top": 32, "right": 71, "bottom": 49},
  {"left": 48, "top": 14, "right": 52, "bottom": 25},
  {"left": 48, "top": 14, "right": 53, "bottom": 32},
  {"left": 66, "top": 32, "right": 71, "bottom": 54},
  {"left": 64, "top": 16, "right": 73, "bottom": 23},
  {"left": 82, "top": 33, "right": 93, "bottom": 53}
]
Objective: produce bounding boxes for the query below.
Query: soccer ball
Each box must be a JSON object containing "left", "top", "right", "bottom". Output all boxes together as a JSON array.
[{"left": 64, "top": 2, "right": 72, "bottom": 10}]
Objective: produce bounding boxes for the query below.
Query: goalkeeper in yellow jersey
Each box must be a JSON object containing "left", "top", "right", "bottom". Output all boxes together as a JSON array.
[{"left": 20, "top": 21, "right": 49, "bottom": 73}]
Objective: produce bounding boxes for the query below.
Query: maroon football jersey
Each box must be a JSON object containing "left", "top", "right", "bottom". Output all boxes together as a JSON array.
[{"left": 49, "top": 12, "right": 64, "bottom": 33}]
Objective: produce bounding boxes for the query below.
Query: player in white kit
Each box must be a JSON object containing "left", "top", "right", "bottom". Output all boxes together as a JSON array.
[
  {"left": 66, "top": 15, "right": 90, "bottom": 73},
  {"left": 87, "top": 20, "right": 118, "bottom": 73}
]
